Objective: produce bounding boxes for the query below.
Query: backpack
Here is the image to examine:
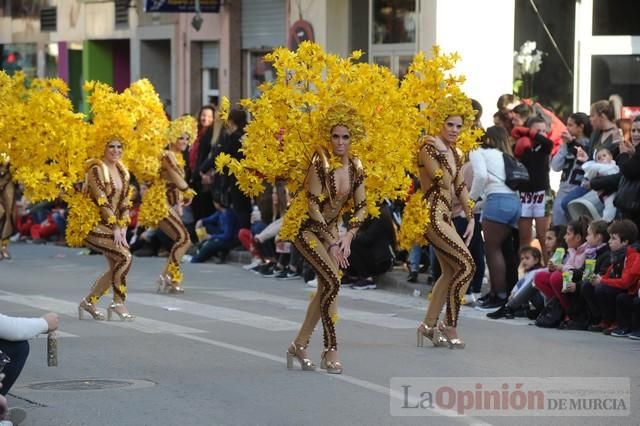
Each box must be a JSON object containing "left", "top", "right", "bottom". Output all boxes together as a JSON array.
[
  {"left": 534, "top": 298, "right": 564, "bottom": 328},
  {"left": 503, "top": 153, "right": 530, "bottom": 191}
]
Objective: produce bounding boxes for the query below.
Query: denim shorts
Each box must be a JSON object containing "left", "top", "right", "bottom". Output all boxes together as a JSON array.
[{"left": 482, "top": 193, "right": 521, "bottom": 228}]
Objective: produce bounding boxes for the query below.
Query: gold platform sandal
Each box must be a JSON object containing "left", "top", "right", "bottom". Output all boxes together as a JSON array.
[
  {"left": 107, "top": 303, "right": 135, "bottom": 321},
  {"left": 78, "top": 299, "right": 105, "bottom": 321},
  {"left": 286, "top": 342, "right": 316, "bottom": 371},
  {"left": 438, "top": 321, "right": 466, "bottom": 349},
  {"left": 320, "top": 349, "right": 343, "bottom": 374},
  {"left": 416, "top": 322, "right": 448, "bottom": 347}
]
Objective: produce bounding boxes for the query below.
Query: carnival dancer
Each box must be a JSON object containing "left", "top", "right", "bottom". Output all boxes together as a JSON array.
[
  {"left": 286, "top": 105, "right": 367, "bottom": 374},
  {"left": 155, "top": 116, "right": 196, "bottom": 293},
  {"left": 416, "top": 114, "right": 476, "bottom": 349},
  {"left": 0, "top": 156, "right": 14, "bottom": 260},
  {"left": 78, "top": 136, "right": 135, "bottom": 321}
]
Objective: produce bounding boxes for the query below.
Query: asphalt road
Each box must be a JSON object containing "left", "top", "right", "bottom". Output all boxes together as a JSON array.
[{"left": 1, "top": 244, "right": 638, "bottom": 426}]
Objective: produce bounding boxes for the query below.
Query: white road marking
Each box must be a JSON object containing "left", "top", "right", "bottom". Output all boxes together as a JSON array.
[
  {"left": 209, "top": 290, "right": 420, "bottom": 329},
  {"left": 126, "top": 293, "right": 301, "bottom": 331},
  {"left": 0, "top": 293, "right": 206, "bottom": 335}
]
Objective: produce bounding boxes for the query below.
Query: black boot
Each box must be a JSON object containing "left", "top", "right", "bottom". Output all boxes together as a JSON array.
[
  {"left": 407, "top": 271, "right": 418, "bottom": 283},
  {"left": 486, "top": 304, "right": 513, "bottom": 319}
]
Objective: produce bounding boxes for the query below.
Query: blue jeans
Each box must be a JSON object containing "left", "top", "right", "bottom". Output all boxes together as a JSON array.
[
  {"left": 0, "top": 340, "right": 29, "bottom": 395},
  {"left": 191, "top": 238, "right": 238, "bottom": 263},
  {"left": 408, "top": 245, "right": 422, "bottom": 273},
  {"left": 561, "top": 186, "right": 589, "bottom": 216}
]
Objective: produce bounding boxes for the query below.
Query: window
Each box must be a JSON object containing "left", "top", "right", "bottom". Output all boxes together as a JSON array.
[
  {"left": 593, "top": 0, "right": 640, "bottom": 36},
  {"left": 591, "top": 55, "right": 640, "bottom": 105},
  {"left": 247, "top": 51, "right": 275, "bottom": 98},
  {"left": 372, "top": 0, "right": 416, "bottom": 44},
  {"left": 202, "top": 42, "right": 219, "bottom": 106}
]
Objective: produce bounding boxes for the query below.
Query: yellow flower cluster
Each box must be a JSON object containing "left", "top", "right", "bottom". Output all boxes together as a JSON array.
[
  {"left": 397, "top": 192, "right": 430, "bottom": 250},
  {"left": 0, "top": 72, "right": 89, "bottom": 202},
  {"left": 138, "top": 179, "right": 170, "bottom": 228},
  {"left": 86, "top": 79, "right": 169, "bottom": 184},
  {"left": 215, "top": 42, "right": 418, "bottom": 238},
  {"left": 1, "top": 72, "right": 171, "bottom": 245},
  {"left": 166, "top": 261, "right": 183, "bottom": 284},
  {"left": 400, "top": 47, "right": 484, "bottom": 161},
  {"left": 167, "top": 115, "right": 197, "bottom": 146},
  {"left": 64, "top": 192, "right": 100, "bottom": 247},
  {"left": 218, "top": 96, "right": 231, "bottom": 122}
]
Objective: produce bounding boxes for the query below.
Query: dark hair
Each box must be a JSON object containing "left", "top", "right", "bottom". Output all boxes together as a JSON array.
[
  {"left": 512, "top": 103, "right": 533, "bottom": 120},
  {"left": 548, "top": 225, "right": 568, "bottom": 250},
  {"left": 569, "top": 112, "right": 593, "bottom": 138},
  {"left": 519, "top": 246, "right": 543, "bottom": 268},
  {"left": 197, "top": 105, "right": 216, "bottom": 130},
  {"left": 525, "top": 116, "right": 546, "bottom": 128},
  {"left": 470, "top": 98, "right": 483, "bottom": 123},
  {"left": 567, "top": 216, "right": 590, "bottom": 243},
  {"left": 228, "top": 108, "right": 248, "bottom": 131},
  {"left": 633, "top": 115, "right": 640, "bottom": 124},
  {"left": 588, "top": 220, "right": 610, "bottom": 243},
  {"left": 484, "top": 126, "right": 512, "bottom": 155},
  {"left": 608, "top": 219, "right": 638, "bottom": 244},
  {"left": 212, "top": 192, "right": 228, "bottom": 208}
]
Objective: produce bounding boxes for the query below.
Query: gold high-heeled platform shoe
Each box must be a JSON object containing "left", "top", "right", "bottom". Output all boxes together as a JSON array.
[
  {"left": 320, "top": 348, "right": 343, "bottom": 374},
  {"left": 78, "top": 299, "right": 105, "bottom": 320},
  {"left": 286, "top": 343, "right": 315, "bottom": 371},
  {"left": 438, "top": 321, "right": 465, "bottom": 349},
  {"left": 416, "top": 322, "right": 448, "bottom": 347},
  {"left": 107, "top": 303, "right": 135, "bottom": 321},
  {"left": 168, "top": 283, "right": 185, "bottom": 294}
]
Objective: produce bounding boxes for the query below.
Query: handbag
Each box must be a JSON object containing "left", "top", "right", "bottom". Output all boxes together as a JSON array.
[
  {"left": 503, "top": 153, "right": 530, "bottom": 191},
  {"left": 614, "top": 175, "right": 640, "bottom": 214}
]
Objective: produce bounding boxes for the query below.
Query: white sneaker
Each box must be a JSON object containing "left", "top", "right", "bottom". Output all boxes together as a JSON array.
[
  {"left": 0, "top": 420, "right": 12, "bottom": 426},
  {"left": 462, "top": 294, "right": 476, "bottom": 305},
  {"left": 9, "top": 233, "right": 20, "bottom": 243},
  {"left": 181, "top": 254, "right": 193, "bottom": 263},
  {"left": 242, "top": 258, "right": 262, "bottom": 270},
  {"left": 306, "top": 278, "right": 318, "bottom": 288}
]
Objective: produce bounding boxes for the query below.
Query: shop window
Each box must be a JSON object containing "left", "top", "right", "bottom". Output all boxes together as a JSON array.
[
  {"left": 593, "top": 0, "right": 640, "bottom": 36},
  {"left": 372, "top": 0, "right": 416, "bottom": 44},
  {"left": 591, "top": 55, "right": 640, "bottom": 106}
]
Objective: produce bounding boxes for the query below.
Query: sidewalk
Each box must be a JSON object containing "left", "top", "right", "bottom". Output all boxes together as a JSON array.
[{"left": 226, "top": 248, "right": 434, "bottom": 296}]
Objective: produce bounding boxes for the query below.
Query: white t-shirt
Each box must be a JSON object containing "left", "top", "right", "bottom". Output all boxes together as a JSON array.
[{"left": 469, "top": 148, "right": 517, "bottom": 201}]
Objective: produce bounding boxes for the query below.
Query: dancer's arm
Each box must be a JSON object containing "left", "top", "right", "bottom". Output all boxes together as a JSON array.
[
  {"left": 305, "top": 156, "right": 335, "bottom": 244},
  {"left": 86, "top": 165, "right": 117, "bottom": 225}
]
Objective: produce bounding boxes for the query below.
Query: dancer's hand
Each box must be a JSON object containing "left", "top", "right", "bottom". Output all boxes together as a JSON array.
[
  {"left": 463, "top": 218, "right": 474, "bottom": 246},
  {"left": 113, "top": 228, "right": 129, "bottom": 248},
  {"left": 329, "top": 244, "right": 347, "bottom": 269},
  {"left": 338, "top": 232, "right": 353, "bottom": 264}
]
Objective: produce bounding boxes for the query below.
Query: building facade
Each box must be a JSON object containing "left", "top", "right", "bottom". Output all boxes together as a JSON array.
[{"left": 1, "top": 0, "right": 638, "bottom": 122}]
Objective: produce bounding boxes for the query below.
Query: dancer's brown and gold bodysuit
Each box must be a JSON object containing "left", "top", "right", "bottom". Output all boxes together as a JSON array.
[
  {"left": 82, "top": 159, "right": 132, "bottom": 306},
  {"left": 418, "top": 137, "right": 475, "bottom": 328},
  {"left": 293, "top": 149, "right": 367, "bottom": 352},
  {"left": 0, "top": 161, "right": 15, "bottom": 259},
  {"left": 157, "top": 150, "right": 192, "bottom": 291}
]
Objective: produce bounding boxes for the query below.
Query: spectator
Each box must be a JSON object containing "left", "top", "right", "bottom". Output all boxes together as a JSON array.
[
  {"left": 469, "top": 127, "right": 520, "bottom": 310},
  {"left": 347, "top": 202, "right": 396, "bottom": 290},
  {"left": 564, "top": 220, "right": 611, "bottom": 330},
  {"left": 512, "top": 117, "right": 554, "bottom": 263},
  {"left": 588, "top": 100, "right": 621, "bottom": 160},
  {"left": 571, "top": 147, "right": 619, "bottom": 221},
  {"left": 552, "top": 112, "right": 592, "bottom": 225},
  {"left": 0, "top": 312, "right": 58, "bottom": 395},
  {"left": 534, "top": 216, "right": 590, "bottom": 319},
  {"left": 190, "top": 194, "right": 239, "bottom": 263},
  {"left": 486, "top": 246, "right": 545, "bottom": 319},
  {"left": 583, "top": 220, "right": 640, "bottom": 334}
]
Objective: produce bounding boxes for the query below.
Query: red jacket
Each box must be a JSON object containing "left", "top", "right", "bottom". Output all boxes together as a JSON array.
[{"left": 601, "top": 246, "right": 640, "bottom": 294}]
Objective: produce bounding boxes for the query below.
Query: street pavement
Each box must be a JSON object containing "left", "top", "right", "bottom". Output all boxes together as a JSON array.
[{"left": 1, "top": 243, "right": 639, "bottom": 426}]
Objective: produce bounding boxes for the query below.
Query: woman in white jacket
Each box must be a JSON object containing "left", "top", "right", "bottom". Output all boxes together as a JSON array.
[
  {"left": 469, "top": 126, "right": 522, "bottom": 310},
  {"left": 0, "top": 312, "right": 58, "bottom": 396}
]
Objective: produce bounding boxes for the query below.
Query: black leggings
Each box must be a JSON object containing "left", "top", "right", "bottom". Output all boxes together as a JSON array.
[{"left": 0, "top": 340, "right": 29, "bottom": 395}]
